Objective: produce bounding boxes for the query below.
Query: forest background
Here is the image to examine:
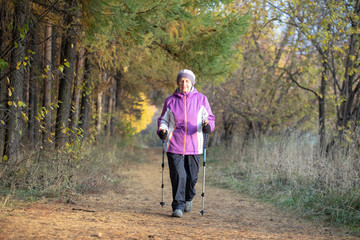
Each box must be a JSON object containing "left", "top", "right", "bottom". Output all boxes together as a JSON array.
[{"left": 0, "top": 0, "right": 359, "bottom": 233}]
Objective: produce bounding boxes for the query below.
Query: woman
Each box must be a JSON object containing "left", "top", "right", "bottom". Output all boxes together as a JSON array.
[{"left": 157, "top": 69, "right": 215, "bottom": 218}]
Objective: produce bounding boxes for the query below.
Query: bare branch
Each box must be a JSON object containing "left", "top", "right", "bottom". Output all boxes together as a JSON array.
[{"left": 281, "top": 67, "right": 319, "bottom": 97}]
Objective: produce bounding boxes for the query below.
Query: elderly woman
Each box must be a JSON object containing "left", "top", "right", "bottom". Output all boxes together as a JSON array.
[{"left": 157, "top": 69, "right": 215, "bottom": 218}]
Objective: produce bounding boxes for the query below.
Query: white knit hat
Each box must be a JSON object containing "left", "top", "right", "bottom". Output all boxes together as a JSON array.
[{"left": 176, "top": 69, "right": 196, "bottom": 85}]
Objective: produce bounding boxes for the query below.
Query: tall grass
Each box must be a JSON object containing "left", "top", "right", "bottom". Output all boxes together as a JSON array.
[
  {"left": 208, "top": 132, "right": 360, "bottom": 232},
  {"left": 0, "top": 137, "right": 143, "bottom": 204}
]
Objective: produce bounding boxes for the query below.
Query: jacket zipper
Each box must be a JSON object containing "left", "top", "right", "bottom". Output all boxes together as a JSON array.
[{"left": 183, "top": 95, "right": 187, "bottom": 155}]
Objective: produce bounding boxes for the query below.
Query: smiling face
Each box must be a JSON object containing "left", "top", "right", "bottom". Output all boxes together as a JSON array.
[{"left": 178, "top": 77, "right": 192, "bottom": 94}]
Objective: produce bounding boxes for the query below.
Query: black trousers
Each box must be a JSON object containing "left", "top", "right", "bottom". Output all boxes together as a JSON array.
[{"left": 167, "top": 153, "right": 200, "bottom": 211}]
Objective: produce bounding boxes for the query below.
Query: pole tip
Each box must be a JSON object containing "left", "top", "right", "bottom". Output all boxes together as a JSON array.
[
  {"left": 160, "top": 202, "right": 165, "bottom": 207},
  {"left": 200, "top": 210, "right": 205, "bottom": 216}
]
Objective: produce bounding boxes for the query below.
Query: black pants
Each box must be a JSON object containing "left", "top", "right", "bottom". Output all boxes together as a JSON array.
[{"left": 167, "top": 153, "right": 200, "bottom": 211}]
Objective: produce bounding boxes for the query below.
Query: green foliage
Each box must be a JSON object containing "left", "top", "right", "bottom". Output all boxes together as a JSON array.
[
  {"left": 160, "top": 4, "right": 250, "bottom": 84},
  {"left": 83, "top": 0, "right": 187, "bottom": 44},
  {"left": 0, "top": 58, "right": 8, "bottom": 70},
  {"left": 83, "top": 0, "right": 249, "bottom": 91}
]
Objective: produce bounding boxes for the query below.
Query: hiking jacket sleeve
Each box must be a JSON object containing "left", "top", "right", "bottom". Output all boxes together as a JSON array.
[{"left": 157, "top": 98, "right": 171, "bottom": 135}]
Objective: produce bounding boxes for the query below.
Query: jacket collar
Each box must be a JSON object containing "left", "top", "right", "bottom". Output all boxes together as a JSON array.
[{"left": 173, "top": 87, "right": 197, "bottom": 98}]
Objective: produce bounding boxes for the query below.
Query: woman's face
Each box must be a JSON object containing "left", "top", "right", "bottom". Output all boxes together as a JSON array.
[{"left": 178, "top": 77, "right": 192, "bottom": 93}]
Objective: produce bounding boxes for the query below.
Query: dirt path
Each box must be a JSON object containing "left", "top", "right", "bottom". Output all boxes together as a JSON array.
[{"left": 0, "top": 148, "right": 357, "bottom": 239}]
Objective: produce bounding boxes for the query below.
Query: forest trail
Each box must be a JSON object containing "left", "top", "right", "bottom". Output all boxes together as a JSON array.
[{"left": 0, "top": 148, "right": 357, "bottom": 240}]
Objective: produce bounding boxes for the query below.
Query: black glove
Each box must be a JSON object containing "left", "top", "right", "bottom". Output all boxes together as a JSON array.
[
  {"left": 202, "top": 124, "right": 211, "bottom": 134},
  {"left": 158, "top": 130, "right": 168, "bottom": 140}
]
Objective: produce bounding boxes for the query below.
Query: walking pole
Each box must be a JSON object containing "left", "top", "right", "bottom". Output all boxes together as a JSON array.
[
  {"left": 200, "top": 133, "right": 207, "bottom": 216},
  {"left": 160, "top": 140, "right": 165, "bottom": 207}
]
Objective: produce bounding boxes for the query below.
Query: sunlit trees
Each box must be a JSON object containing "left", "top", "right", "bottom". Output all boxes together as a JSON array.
[
  {"left": 207, "top": 0, "right": 316, "bottom": 148},
  {"left": 206, "top": 0, "right": 360, "bottom": 151},
  {"left": 267, "top": 0, "right": 360, "bottom": 149},
  {"left": 0, "top": 0, "right": 250, "bottom": 178}
]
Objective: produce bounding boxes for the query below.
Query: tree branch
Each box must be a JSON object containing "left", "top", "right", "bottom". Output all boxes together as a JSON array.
[
  {"left": 0, "top": 0, "right": 60, "bottom": 60},
  {"left": 281, "top": 68, "right": 319, "bottom": 98}
]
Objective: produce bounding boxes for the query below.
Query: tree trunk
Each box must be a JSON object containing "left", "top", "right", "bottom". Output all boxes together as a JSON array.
[
  {"left": 96, "top": 78, "right": 104, "bottom": 141},
  {"left": 0, "top": 1, "right": 9, "bottom": 160},
  {"left": 70, "top": 46, "right": 85, "bottom": 140},
  {"left": 51, "top": 24, "right": 60, "bottom": 111},
  {"left": 115, "top": 71, "right": 123, "bottom": 109},
  {"left": 96, "top": 72, "right": 112, "bottom": 141},
  {"left": 106, "top": 78, "right": 115, "bottom": 137},
  {"left": 336, "top": 9, "right": 360, "bottom": 135},
  {"left": 111, "top": 71, "right": 123, "bottom": 136},
  {"left": 55, "top": 8, "right": 77, "bottom": 148},
  {"left": 43, "top": 23, "right": 53, "bottom": 148},
  {"left": 79, "top": 58, "right": 90, "bottom": 140},
  {"left": 222, "top": 114, "right": 234, "bottom": 150},
  {"left": 28, "top": 22, "right": 41, "bottom": 149},
  {"left": 7, "top": 0, "right": 28, "bottom": 164},
  {"left": 319, "top": 54, "right": 327, "bottom": 153}
]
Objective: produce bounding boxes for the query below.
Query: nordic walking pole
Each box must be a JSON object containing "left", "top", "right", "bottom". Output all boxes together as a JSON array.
[
  {"left": 200, "top": 133, "right": 207, "bottom": 216},
  {"left": 160, "top": 140, "right": 165, "bottom": 207}
]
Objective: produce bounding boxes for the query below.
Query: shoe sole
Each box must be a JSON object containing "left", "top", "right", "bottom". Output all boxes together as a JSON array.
[{"left": 172, "top": 213, "right": 183, "bottom": 218}]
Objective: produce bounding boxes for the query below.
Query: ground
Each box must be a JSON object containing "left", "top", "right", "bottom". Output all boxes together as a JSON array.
[{"left": 0, "top": 148, "right": 357, "bottom": 239}]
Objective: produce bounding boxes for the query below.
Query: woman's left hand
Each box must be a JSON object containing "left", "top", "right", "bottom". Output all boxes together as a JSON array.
[{"left": 202, "top": 121, "right": 211, "bottom": 134}]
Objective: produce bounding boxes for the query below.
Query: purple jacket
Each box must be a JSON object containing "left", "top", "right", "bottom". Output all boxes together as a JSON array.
[{"left": 157, "top": 87, "right": 215, "bottom": 155}]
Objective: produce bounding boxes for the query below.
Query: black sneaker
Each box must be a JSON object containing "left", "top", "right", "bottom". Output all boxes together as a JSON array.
[
  {"left": 184, "top": 201, "right": 192, "bottom": 212},
  {"left": 171, "top": 209, "right": 183, "bottom": 218}
]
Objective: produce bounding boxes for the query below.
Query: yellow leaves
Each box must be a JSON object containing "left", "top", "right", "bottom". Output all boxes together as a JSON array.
[
  {"left": 308, "top": 35, "right": 316, "bottom": 41},
  {"left": 7, "top": 100, "right": 26, "bottom": 108},
  {"left": 333, "top": 45, "right": 344, "bottom": 55},
  {"left": 1, "top": 120, "right": 5, "bottom": 125},
  {"left": 124, "top": 93, "right": 156, "bottom": 134},
  {"left": 45, "top": 65, "right": 50, "bottom": 73},
  {"left": 58, "top": 65, "right": 64, "bottom": 72},
  {"left": 298, "top": 66, "right": 303, "bottom": 73},
  {"left": 16, "top": 61, "right": 22, "bottom": 70},
  {"left": 64, "top": 60, "right": 70, "bottom": 68},
  {"left": 2, "top": 155, "right": 8, "bottom": 163},
  {"left": 18, "top": 101, "right": 26, "bottom": 107},
  {"left": 21, "top": 112, "right": 28, "bottom": 122},
  {"left": 59, "top": 59, "right": 70, "bottom": 72},
  {"left": 8, "top": 87, "right": 13, "bottom": 97}
]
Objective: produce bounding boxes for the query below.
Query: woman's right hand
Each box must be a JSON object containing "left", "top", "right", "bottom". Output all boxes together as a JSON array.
[{"left": 158, "top": 129, "right": 168, "bottom": 140}]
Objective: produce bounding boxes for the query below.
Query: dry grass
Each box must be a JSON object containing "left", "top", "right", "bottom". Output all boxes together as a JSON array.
[
  {"left": 0, "top": 138, "right": 143, "bottom": 204},
  {"left": 207, "top": 132, "right": 360, "bottom": 231}
]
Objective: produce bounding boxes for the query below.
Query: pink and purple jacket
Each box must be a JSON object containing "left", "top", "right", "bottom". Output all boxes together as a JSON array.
[{"left": 157, "top": 87, "right": 215, "bottom": 155}]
